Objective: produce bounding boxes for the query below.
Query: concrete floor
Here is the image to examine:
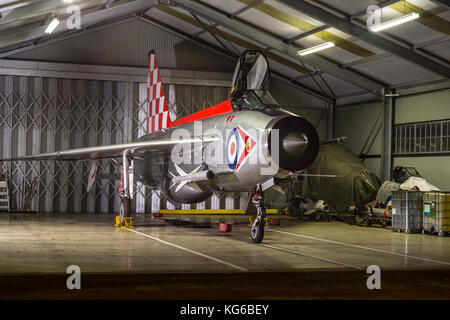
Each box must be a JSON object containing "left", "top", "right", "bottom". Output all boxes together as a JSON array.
[{"left": 1, "top": 212, "right": 449, "bottom": 299}]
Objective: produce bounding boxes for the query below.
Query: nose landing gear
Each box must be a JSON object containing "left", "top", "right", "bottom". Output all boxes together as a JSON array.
[
  {"left": 118, "top": 149, "right": 133, "bottom": 222},
  {"left": 250, "top": 185, "right": 266, "bottom": 243},
  {"left": 119, "top": 197, "right": 130, "bottom": 220}
]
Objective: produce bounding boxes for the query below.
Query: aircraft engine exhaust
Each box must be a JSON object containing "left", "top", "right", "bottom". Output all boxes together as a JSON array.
[{"left": 268, "top": 116, "right": 319, "bottom": 172}]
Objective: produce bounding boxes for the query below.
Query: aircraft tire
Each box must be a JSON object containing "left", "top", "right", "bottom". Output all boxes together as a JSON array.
[
  {"left": 119, "top": 198, "right": 131, "bottom": 220},
  {"left": 251, "top": 221, "right": 265, "bottom": 243}
]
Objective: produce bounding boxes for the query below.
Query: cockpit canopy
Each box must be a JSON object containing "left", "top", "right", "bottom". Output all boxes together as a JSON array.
[
  {"left": 237, "top": 90, "right": 279, "bottom": 110},
  {"left": 231, "top": 50, "right": 270, "bottom": 98},
  {"left": 231, "top": 50, "right": 279, "bottom": 110}
]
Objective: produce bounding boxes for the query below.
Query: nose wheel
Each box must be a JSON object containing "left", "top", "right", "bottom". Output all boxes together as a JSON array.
[
  {"left": 250, "top": 185, "right": 266, "bottom": 243},
  {"left": 119, "top": 197, "right": 131, "bottom": 220},
  {"left": 251, "top": 218, "right": 265, "bottom": 243}
]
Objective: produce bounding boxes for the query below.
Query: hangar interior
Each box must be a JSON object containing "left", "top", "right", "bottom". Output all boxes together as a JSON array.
[{"left": 0, "top": 0, "right": 449, "bottom": 299}]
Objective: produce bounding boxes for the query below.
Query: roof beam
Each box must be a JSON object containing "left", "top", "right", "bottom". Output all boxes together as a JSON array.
[
  {"left": 390, "top": 77, "right": 448, "bottom": 90},
  {"left": 229, "top": 0, "right": 265, "bottom": 18},
  {"left": 0, "top": 0, "right": 156, "bottom": 51},
  {"left": 190, "top": 12, "right": 236, "bottom": 56},
  {"left": 341, "top": 36, "right": 450, "bottom": 68},
  {"left": 100, "top": 0, "right": 117, "bottom": 10},
  {"left": 275, "top": 0, "right": 450, "bottom": 79},
  {"left": 413, "top": 35, "right": 449, "bottom": 49},
  {"left": 170, "top": 0, "right": 384, "bottom": 96},
  {"left": 293, "top": 70, "right": 325, "bottom": 80},
  {"left": 349, "top": 0, "right": 402, "bottom": 19},
  {"left": 430, "top": 0, "right": 450, "bottom": 9},
  {"left": 0, "top": 0, "right": 103, "bottom": 26},
  {"left": 237, "top": 0, "right": 375, "bottom": 58},
  {"left": 342, "top": 53, "right": 391, "bottom": 69},
  {"left": 0, "top": 16, "right": 138, "bottom": 58},
  {"left": 140, "top": 14, "right": 334, "bottom": 103},
  {"left": 285, "top": 24, "right": 329, "bottom": 44},
  {"left": 0, "top": 1, "right": 29, "bottom": 13},
  {"left": 374, "top": 0, "right": 450, "bottom": 35},
  {"left": 191, "top": 0, "right": 263, "bottom": 39}
]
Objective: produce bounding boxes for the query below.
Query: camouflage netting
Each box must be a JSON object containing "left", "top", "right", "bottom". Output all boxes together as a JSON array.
[{"left": 301, "top": 144, "right": 381, "bottom": 213}]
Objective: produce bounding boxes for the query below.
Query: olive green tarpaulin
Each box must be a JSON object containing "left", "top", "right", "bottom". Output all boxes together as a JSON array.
[{"left": 302, "top": 144, "right": 381, "bottom": 212}]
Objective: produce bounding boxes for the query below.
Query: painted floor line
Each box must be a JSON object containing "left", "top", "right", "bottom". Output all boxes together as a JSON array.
[
  {"left": 127, "top": 228, "right": 248, "bottom": 272},
  {"left": 268, "top": 229, "right": 450, "bottom": 266},
  {"left": 261, "top": 243, "right": 363, "bottom": 270}
]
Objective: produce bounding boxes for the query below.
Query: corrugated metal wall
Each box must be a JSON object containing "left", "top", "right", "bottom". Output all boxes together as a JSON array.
[
  {"left": 334, "top": 86, "right": 450, "bottom": 190},
  {"left": 270, "top": 77, "right": 329, "bottom": 139},
  {"left": 393, "top": 87, "right": 450, "bottom": 190},
  {"left": 395, "top": 89, "right": 450, "bottom": 124},
  {"left": 0, "top": 17, "right": 332, "bottom": 213},
  {"left": 334, "top": 101, "right": 382, "bottom": 178},
  {"left": 10, "top": 18, "right": 236, "bottom": 73},
  {"left": 0, "top": 76, "right": 128, "bottom": 213}
]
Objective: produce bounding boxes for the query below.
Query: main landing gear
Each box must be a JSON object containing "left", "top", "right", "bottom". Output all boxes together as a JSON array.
[
  {"left": 251, "top": 184, "right": 266, "bottom": 243},
  {"left": 118, "top": 149, "right": 133, "bottom": 222}
]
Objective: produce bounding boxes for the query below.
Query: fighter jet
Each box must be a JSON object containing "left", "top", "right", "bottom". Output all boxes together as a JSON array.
[{"left": 0, "top": 50, "right": 320, "bottom": 243}]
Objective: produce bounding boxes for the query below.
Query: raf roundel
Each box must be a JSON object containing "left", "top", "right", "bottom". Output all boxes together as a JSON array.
[{"left": 227, "top": 128, "right": 239, "bottom": 170}]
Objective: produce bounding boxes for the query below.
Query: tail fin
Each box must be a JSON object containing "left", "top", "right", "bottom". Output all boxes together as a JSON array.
[{"left": 147, "top": 50, "right": 171, "bottom": 133}]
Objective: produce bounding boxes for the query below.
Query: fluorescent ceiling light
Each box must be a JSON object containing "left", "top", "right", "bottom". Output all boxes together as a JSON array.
[
  {"left": 63, "top": 0, "right": 73, "bottom": 3},
  {"left": 45, "top": 18, "right": 60, "bottom": 34},
  {"left": 369, "top": 12, "right": 420, "bottom": 32},
  {"left": 297, "top": 42, "right": 335, "bottom": 56}
]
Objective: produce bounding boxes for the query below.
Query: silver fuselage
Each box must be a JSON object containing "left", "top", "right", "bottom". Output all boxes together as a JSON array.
[{"left": 135, "top": 107, "right": 316, "bottom": 205}]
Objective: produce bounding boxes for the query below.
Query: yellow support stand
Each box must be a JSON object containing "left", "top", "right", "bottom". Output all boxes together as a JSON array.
[
  {"left": 158, "top": 208, "right": 279, "bottom": 215},
  {"left": 114, "top": 216, "right": 135, "bottom": 229},
  {"left": 248, "top": 217, "right": 271, "bottom": 228}
]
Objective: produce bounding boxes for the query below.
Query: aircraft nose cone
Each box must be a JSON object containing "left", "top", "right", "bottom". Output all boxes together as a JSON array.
[
  {"left": 268, "top": 116, "right": 319, "bottom": 172},
  {"left": 283, "top": 131, "right": 308, "bottom": 156}
]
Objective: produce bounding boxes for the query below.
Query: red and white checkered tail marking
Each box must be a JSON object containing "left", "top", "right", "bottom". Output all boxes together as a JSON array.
[{"left": 147, "top": 50, "right": 171, "bottom": 133}]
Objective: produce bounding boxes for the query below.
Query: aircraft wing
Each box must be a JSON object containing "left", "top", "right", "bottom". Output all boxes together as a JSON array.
[
  {"left": 0, "top": 135, "right": 219, "bottom": 161},
  {"left": 289, "top": 173, "right": 344, "bottom": 178}
]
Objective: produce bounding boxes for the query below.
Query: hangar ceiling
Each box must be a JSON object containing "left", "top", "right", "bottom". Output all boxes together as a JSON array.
[{"left": 0, "top": 0, "right": 449, "bottom": 105}]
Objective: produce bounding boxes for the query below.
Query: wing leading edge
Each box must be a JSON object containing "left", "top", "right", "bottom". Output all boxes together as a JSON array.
[{"left": 0, "top": 136, "right": 219, "bottom": 161}]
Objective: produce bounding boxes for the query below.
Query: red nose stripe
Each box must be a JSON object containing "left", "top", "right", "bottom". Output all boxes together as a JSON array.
[{"left": 169, "top": 99, "right": 233, "bottom": 128}]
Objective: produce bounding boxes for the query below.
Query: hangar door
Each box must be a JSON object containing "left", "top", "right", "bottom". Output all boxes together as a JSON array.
[{"left": 0, "top": 75, "right": 248, "bottom": 213}]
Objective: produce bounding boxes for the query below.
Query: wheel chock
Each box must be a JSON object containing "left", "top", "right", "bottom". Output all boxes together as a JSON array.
[
  {"left": 248, "top": 217, "right": 270, "bottom": 228},
  {"left": 219, "top": 222, "right": 232, "bottom": 232},
  {"left": 269, "top": 217, "right": 280, "bottom": 226},
  {"left": 121, "top": 217, "right": 135, "bottom": 229},
  {"left": 114, "top": 216, "right": 135, "bottom": 229}
]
